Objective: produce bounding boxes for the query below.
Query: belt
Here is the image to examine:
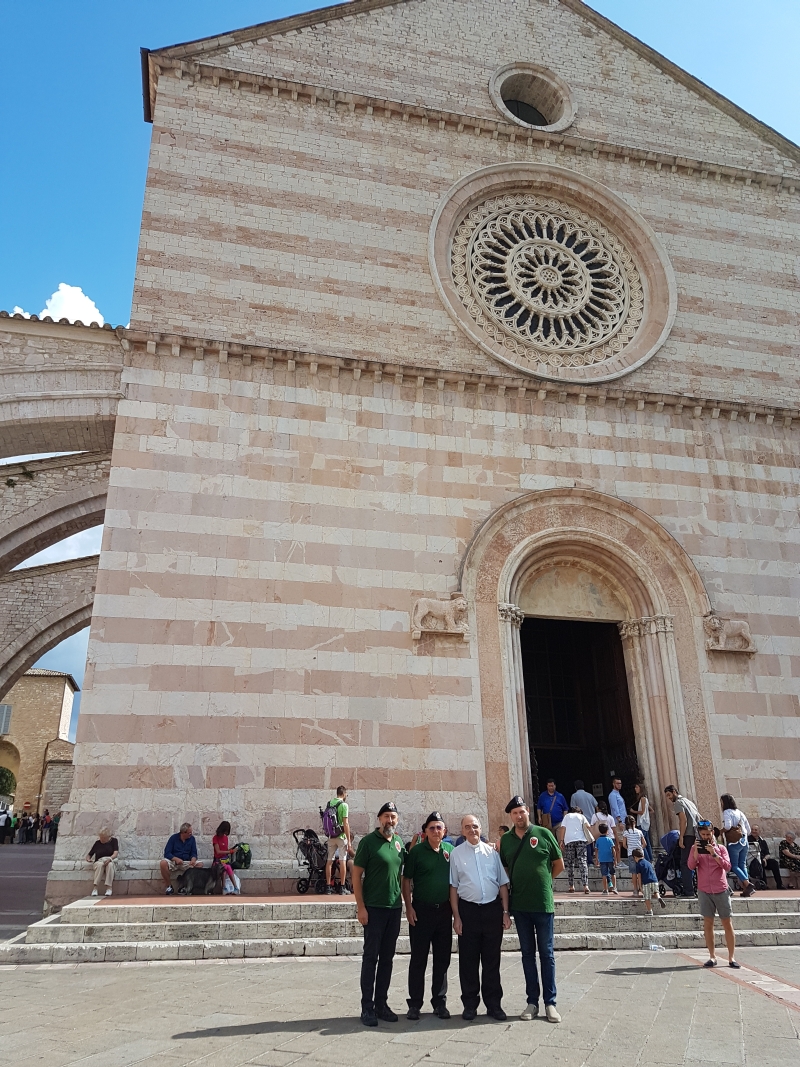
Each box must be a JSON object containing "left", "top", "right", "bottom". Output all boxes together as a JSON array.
[
  {"left": 459, "top": 896, "right": 500, "bottom": 907},
  {"left": 412, "top": 899, "right": 451, "bottom": 910}
]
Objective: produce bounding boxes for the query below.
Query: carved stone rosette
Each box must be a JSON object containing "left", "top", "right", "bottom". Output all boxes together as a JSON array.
[
  {"left": 617, "top": 615, "right": 674, "bottom": 640},
  {"left": 498, "top": 602, "right": 525, "bottom": 627}
]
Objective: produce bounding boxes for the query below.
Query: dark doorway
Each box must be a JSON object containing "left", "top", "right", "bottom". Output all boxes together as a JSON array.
[{"left": 520, "top": 617, "right": 641, "bottom": 812}]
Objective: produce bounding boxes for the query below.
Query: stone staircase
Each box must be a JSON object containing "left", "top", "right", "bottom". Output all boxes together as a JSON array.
[{"left": 3, "top": 893, "right": 799, "bottom": 965}]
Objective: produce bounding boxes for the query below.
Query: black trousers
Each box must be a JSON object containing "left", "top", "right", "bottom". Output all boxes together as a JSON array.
[
  {"left": 407, "top": 899, "right": 452, "bottom": 1010},
  {"left": 360, "top": 906, "right": 402, "bottom": 1012},
  {"left": 749, "top": 856, "right": 783, "bottom": 889},
  {"left": 457, "top": 897, "right": 504, "bottom": 1012}
]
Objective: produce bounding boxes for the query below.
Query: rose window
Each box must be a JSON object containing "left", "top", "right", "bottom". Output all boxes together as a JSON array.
[{"left": 451, "top": 195, "right": 644, "bottom": 368}]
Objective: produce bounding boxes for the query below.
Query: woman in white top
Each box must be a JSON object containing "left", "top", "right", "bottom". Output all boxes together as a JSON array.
[
  {"left": 629, "top": 783, "right": 653, "bottom": 862},
  {"left": 622, "top": 816, "right": 647, "bottom": 896},
  {"left": 720, "top": 794, "right": 754, "bottom": 897},
  {"left": 557, "top": 808, "right": 592, "bottom": 893}
]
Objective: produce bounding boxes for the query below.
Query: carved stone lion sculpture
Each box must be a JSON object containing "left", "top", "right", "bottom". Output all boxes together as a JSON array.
[
  {"left": 411, "top": 594, "right": 469, "bottom": 641},
  {"left": 703, "top": 614, "right": 755, "bottom": 653}
]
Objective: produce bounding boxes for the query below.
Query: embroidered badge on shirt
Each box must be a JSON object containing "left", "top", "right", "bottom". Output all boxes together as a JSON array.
[
  {"left": 529, "top": 837, "right": 539, "bottom": 849},
  {"left": 394, "top": 839, "right": 402, "bottom": 852},
  {"left": 443, "top": 851, "right": 450, "bottom": 861}
]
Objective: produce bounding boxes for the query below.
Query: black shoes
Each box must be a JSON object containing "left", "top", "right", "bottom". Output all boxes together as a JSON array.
[
  {"left": 487, "top": 1008, "right": 508, "bottom": 1021},
  {"left": 361, "top": 1009, "right": 378, "bottom": 1027},
  {"left": 406, "top": 1007, "right": 421, "bottom": 1021},
  {"left": 376, "top": 1006, "right": 398, "bottom": 1022},
  {"left": 435, "top": 1004, "right": 451, "bottom": 1020},
  {"left": 462, "top": 1008, "right": 477, "bottom": 1021}
]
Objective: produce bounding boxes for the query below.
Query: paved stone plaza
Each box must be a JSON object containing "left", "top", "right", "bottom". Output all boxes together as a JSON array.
[{"left": 1, "top": 948, "right": 799, "bottom": 1067}]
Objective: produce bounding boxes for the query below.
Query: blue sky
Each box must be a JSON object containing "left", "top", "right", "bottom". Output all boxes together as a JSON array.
[{"left": 1, "top": 0, "right": 798, "bottom": 733}]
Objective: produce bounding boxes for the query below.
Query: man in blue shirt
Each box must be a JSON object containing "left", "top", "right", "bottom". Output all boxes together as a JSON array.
[
  {"left": 536, "top": 780, "right": 568, "bottom": 831},
  {"left": 608, "top": 778, "right": 626, "bottom": 849},
  {"left": 160, "top": 822, "right": 201, "bottom": 895}
]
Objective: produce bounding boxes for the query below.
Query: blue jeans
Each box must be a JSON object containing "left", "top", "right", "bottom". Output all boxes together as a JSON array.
[
  {"left": 727, "top": 840, "right": 750, "bottom": 885},
  {"left": 641, "top": 827, "right": 653, "bottom": 863},
  {"left": 512, "top": 910, "right": 556, "bottom": 1007}
]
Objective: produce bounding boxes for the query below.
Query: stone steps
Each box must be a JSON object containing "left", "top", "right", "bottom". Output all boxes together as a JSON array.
[{"left": 3, "top": 894, "right": 799, "bottom": 966}]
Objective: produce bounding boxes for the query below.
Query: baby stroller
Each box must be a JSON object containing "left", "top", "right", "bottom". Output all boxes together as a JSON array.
[
  {"left": 292, "top": 827, "right": 328, "bottom": 895},
  {"left": 655, "top": 830, "right": 696, "bottom": 897}
]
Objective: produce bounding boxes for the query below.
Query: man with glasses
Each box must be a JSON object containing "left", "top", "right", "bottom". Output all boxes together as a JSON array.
[
  {"left": 402, "top": 811, "right": 454, "bottom": 1020},
  {"left": 688, "top": 819, "right": 740, "bottom": 968},
  {"left": 449, "top": 814, "right": 511, "bottom": 1021}
]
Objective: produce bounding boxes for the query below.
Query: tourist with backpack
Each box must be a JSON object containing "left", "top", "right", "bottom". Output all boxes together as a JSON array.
[
  {"left": 720, "top": 794, "right": 755, "bottom": 897},
  {"left": 322, "top": 785, "right": 352, "bottom": 894}
]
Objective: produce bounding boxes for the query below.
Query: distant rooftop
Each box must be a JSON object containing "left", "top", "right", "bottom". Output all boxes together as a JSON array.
[{"left": 24, "top": 668, "right": 80, "bottom": 692}]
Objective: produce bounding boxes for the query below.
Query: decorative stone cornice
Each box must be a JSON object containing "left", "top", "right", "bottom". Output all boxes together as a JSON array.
[
  {"left": 0, "top": 311, "right": 125, "bottom": 343},
  {"left": 498, "top": 603, "right": 525, "bottom": 628},
  {"left": 150, "top": 58, "right": 799, "bottom": 197},
  {"left": 118, "top": 328, "right": 800, "bottom": 429},
  {"left": 618, "top": 616, "right": 674, "bottom": 639}
]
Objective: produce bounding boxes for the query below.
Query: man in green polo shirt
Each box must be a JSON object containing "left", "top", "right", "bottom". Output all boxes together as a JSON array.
[
  {"left": 499, "top": 795, "right": 564, "bottom": 1024},
  {"left": 352, "top": 801, "right": 406, "bottom": 1027},
  {"left": 401, "top": 811, "right": 454, "bottom": 1021}
]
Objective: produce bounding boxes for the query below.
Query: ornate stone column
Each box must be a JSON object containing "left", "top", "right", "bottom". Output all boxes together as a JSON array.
[
  {"left": 617, "top": 615, "right": 692, "bottom": 839},
  {"left": 498, "top": 602, "right": 532, "bottom": 805}
]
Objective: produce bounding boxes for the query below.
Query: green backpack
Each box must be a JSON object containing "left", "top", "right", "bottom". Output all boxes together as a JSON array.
[{"left": 230, "top": 842, "right": 252, "bottom": 870}]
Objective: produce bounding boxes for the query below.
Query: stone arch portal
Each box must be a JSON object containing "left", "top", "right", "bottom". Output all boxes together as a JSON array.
[{"left": 460, "top": 488, "right": 718, "bottom": 837}]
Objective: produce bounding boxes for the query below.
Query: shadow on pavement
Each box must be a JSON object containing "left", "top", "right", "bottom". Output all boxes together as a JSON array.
[
  {"left": 601, "top": 964, "right": 697, "bottom": 976},
  {"left": 174, "top": 1015, "right": 492, "bottom": 1039}
]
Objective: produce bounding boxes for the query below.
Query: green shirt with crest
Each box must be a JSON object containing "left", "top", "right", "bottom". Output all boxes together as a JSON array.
[
  {"left": 499, "top": 824, "right": 561, "bottom": 913},
  {"left": 403, "top": 838, "right": 454, "bottom": 905},
  {"left": 353, "top": 828, "right": 406, "bottom": 908}
]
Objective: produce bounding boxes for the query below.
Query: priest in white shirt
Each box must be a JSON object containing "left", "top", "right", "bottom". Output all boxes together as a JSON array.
[{"left": 449, "top": 814, "right": 511, "bottom": 1021}]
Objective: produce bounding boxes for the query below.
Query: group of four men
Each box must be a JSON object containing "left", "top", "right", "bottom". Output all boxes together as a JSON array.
[{"left": 351, "top": 796, "right": 563, "bottom": 1027}]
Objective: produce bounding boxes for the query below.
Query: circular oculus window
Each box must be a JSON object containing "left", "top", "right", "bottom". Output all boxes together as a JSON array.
[
  {"left": 429, "top": 164, "right": 677, "bottom": 384},
  {"left": 489, "top": 63, "right": 575, "bottom": 134}
]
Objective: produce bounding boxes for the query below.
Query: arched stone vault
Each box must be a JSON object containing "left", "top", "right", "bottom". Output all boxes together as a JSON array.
[
  {"left": 460, "top": 488, "right": 718, "bottom": 837},
  {"left": 0, "top": 452, "right": 110, "bottom": 574},
  {"left": 0, "top": 556, "right": 97, "bottom": 700}
]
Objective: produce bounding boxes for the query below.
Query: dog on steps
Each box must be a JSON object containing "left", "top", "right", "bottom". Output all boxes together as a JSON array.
[{"left": 176, "top": 865, "right": 223, "bottom": 895}]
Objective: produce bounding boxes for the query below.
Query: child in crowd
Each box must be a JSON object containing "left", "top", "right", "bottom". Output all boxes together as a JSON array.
[
  {"left": 622, "top": 816, "right": 647, "bottom": 897},
  {"left": 212, "top": 820, "right": 240, "bottom": 894},
  {"left": 632, "top": 847, "right": 665, "bottom": 914},
  {"left": 594, "top": 824, "right": 618, "bottom": 894}
]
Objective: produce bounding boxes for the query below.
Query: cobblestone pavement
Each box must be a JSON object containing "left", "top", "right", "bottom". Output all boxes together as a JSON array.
[
  {"left": 0, "top": 842, "right": 54, "bottom": 940},
  {"left": 1, "top": 948, "right": 798, "bottom": 1067}
]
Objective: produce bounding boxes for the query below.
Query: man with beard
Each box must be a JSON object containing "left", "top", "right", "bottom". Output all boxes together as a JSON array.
[
  {"left": 402, "top": 811, "right": 454, "bottom": 1020},
  {"left": 500, "top": 796, "right": 564, "bottom": 1023},
  {"left": 352, "top": 801, "right": 406, "bottom": 1027}
]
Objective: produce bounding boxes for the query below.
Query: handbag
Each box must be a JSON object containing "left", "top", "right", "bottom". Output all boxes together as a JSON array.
[
  {"left": 724, "top": 812, "right": 743, "bottom": 844},
  {"left": 583, "top": 817, "right": 595, "bottom": 844}
]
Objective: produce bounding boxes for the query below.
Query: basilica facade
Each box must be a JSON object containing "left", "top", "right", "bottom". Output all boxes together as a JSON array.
[{"left": 46, "top": 0, "right": 800, "bottom": 902}]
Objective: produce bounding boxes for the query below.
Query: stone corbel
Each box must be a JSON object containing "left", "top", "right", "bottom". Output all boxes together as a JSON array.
[
  {"left": 411, "top": 592, "right": 469, "bottom": 641},
  {"left": 703, "top": 613, "right": 756, "bottom": 653},
  {"left": 498, "top": 602, "right": 525, "bottom": 628}
]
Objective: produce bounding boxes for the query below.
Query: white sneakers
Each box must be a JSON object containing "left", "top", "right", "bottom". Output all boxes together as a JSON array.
[
  {"left": 91, "top": 889, "right": 98, "bottom": 897},
  {"left": 105, "top": 889, "right": 113, "bottom": 897},
  {"left": 520, "top": 1003, "right": 560, "bottom": 1023}
]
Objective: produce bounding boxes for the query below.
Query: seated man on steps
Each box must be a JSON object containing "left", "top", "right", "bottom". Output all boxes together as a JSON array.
[
  {"left": 87, "top": 828, "right": 119, "bottom": 897},
  {"left": 160, "top": 822, "right": 202, "bottom": 895}
]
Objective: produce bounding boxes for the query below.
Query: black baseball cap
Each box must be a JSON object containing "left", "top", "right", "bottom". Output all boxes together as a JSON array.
[
  {"left": 377, "top": 801, "right": 398, "bottom": 817},
  {"left": 505, "top": 795, "right": 528, "bottom": 814}
]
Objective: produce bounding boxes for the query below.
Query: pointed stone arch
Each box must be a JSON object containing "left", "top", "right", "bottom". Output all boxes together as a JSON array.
[{"left": 460, "top": 488, "right": 718, "bottom": 836}]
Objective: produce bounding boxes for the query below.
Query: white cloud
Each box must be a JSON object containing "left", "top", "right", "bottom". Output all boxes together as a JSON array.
[
  {"left": 12, "top": 305, "right": 30, "bottom": 318},
  {"left": 12, "top": 283, "right": 105, "bottom": 326}
]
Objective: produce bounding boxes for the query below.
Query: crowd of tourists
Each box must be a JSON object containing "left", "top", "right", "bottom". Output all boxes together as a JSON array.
[{"left": 0, "top": 809, "right": 60, "bottom": 844}]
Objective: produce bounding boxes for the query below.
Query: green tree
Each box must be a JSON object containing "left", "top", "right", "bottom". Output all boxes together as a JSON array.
[{"left": 0, "top": 766, "right": 16, "bottom": 796}]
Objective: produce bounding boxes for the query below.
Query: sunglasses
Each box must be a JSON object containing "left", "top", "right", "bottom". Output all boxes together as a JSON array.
[{"left": 696, "top": 820, "right": 712, "bottom": 828}]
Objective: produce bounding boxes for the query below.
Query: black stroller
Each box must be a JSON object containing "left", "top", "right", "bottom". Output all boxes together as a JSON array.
[
  {"left": 655, "top": 830, "right": 696, "bottom": 897},
  {"left": 292, "top": 827, "right": 328, "bottom": 895}
]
